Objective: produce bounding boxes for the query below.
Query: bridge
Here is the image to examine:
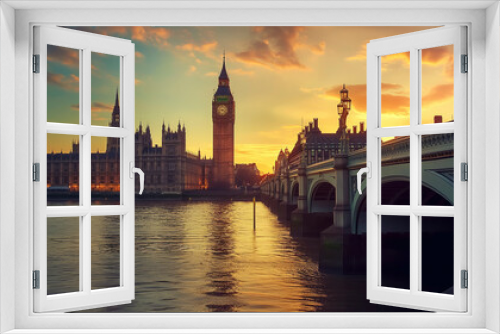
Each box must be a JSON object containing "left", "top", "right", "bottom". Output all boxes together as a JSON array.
[
  {"left": 260, "top": 86, "right": 454, "bottom": 275},
  {"left": 260, "top": 133, "right": 454, "bottom": 274}
]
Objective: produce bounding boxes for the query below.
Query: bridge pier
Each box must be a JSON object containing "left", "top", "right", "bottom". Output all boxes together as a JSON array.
[
  {"left": 319, "top": 155, "right": 364, "bottom": 274},
  {"left": 278, "top": 202, "right": 296, "bottom": 221},
  {"left": 290, "top": 161, "right": 309, "bottom": 235},
  {"left": 291, "top": 211, "right": 333, "bottom": 237},
  {"left": 319, "top": 225, "right": 366, "bottom": 274}
]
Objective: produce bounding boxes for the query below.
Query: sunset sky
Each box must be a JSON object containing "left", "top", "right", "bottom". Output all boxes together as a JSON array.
[{"left": 47, "top": 26, "right": 454, "bottom": 173}]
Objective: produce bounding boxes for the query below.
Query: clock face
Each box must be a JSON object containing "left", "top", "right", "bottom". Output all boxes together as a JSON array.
[{"left": 217, "top": 105, "right": 228, "bottom": 116}]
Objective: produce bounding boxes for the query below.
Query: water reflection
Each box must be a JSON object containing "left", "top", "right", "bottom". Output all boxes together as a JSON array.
[{"left": 72, "top": 201, "right": 406, "bottom": 312}]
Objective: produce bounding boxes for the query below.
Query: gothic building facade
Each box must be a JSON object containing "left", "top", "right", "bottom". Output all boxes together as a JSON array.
[
  {"left": 274, "top": 85, "right": 367, "bottom": 174},
  {"left": 47, "top": 57, "right": 240, "bottom": 196},
  {"left": 134, "top": 122, "right": 211, "bottom": 194},
  {"left": 47, "top": 91, "right": 212, "bottom": 196}
]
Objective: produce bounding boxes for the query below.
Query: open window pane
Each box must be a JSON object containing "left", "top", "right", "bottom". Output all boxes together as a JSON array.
[
  {"left": 421, "top": 216, "right": 454, "bottom": 294},
  {"left": 91, "top": 136, "right": 121, "bottom": 205},
  {"left": 47, "top": 217, "right": 80, "bottom": 295},
  {"left": 421, "top": 134, "right": 454, "bottom": 206},
  {"left": 381, "top": 137, "right": 410, "bottom": 205},
  {"left": 92, "top": 216, "right": 121, "bottom": 290},
  {"left": 381, "top": 52, "right": 410, "bottom": 128},
  {"left": 47, "top": 134, "right": 80, "bottom": 206},
  {"left": 381, "top": 215, "right": 410, "bottom": 290},
  {"left": 47, "top": 45, "right": 80, "bottom": 124},
  {"left": 34, "top": 25, "right": 135, "bottom": 313},
  {"left": 367, "top": 26, "right": 466, "bottom": 312},
  {"left": 421, "top": 45, "right": 454, "bottom": 124},
  {"left": 91, "top": 52, "right": 121, "bottom": 127}
]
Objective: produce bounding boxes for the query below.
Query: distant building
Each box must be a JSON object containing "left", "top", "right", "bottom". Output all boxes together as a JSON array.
[
  {"left": 47, "top": 91, "right": 212, "bottom": 196},
  {"left": 235, "top": 163, "right": 260, "bottom": 187},
  {"left": 47, "top": 57, "right": 260, "bottom": 195},
  {"left": 135, "top": 121, "right": 212, "bottom": 194},
  {"left": 274, "top": 86, "right": 367, "bottom": 174}
]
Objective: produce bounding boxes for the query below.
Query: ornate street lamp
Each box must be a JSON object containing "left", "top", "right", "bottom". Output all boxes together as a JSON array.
[
  {"left": 337, "top": 101, "right": 344, "bottom": 118},
  {"left": 337, "top": 84, "right": 351, "bottom": 155}
]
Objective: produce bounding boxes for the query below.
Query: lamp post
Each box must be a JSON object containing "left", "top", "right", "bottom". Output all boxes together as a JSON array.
[{"left": 337, "top": 84, "right": 351, "bottom": 155}]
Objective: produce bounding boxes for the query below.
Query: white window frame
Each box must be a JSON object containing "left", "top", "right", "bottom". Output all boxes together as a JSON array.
[
  {"left": 33, "top": 26, "right": 136, "bottom": 313},
  {"left": 366, "top": 26, "right": 468, "bottom": 312},
  {"left": 0, "top": 1, "right": 498, "bottom": 333}
]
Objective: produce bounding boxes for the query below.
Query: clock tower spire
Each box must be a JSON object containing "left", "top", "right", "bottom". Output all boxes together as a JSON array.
[{"left": 211, "top": 54, "right": 235, "bottom": 189}]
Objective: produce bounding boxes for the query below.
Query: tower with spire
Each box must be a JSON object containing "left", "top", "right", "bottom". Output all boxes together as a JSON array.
[
  {"left": 211, "top": 52, "right": 235, "bottom": 189},
  {"left": 106, "top": 89, "right": 121, "bottom": 153}
]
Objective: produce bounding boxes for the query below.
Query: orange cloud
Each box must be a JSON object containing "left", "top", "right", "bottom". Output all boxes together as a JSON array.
[
  {"left": 91, "top": 101, "right": 112, "bottom": 112},
  {"left": 235, "top": 27, "right": 306, "bottom": 70},
  {"left": 422, "top": 45, "right": 453, "bottom": 65},
  {"left": 131, "top": 27, "right": 170, "bottom": 48},
  {"left": 135, "top": 51, "right": 144, "bottom": 58},
  {"left": 47, "top": 45, "right": 79, "bottom": 68},
  {"left": 308, "top": 41, "right": 326, "bottom": 55},
  {"left": 231, "top": 68, "right": 255, "bottom": 76},
  {"left": 422, "top": 83, "right": 454, "bottom": 105},
  {"left": 381, "top": 94, "right": 410, "bottom": 115},
  {"left": 296, "top": 40, "right": 326, "bottom": 55},
  {"left": 47, "top": 72, "right": 79, "bottom": 92},
  {"left": 91, "top": 101, "right": 113, "bottom": 121},
  {"left": 383, "top": 51, "right": 410, "bottom": 65},
  {"left": 346, "top": 44, "right": 367, "bottom": 62},
  {"left": 177, "top": 41, "right": 217, "bottom": 54}
]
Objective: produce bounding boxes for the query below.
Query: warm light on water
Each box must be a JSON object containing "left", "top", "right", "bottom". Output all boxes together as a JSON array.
[{"left": 50, "top": 200, "right": 409, "bottom": 312}]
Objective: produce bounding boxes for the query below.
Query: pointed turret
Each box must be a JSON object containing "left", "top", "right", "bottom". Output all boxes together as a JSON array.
[
  {"left": 219, "top": 51, "right": 229, "bottom": 81},
  {"left": 109, "top": 88, "right": 120, "bottom": 127},
  {"left": 214, "top": 53, "right": 232, "bottom": 98},
  {"left": 115, "top": 88, "right": 119, "bottom": 107},
  {"left": 107, "top": 89, "right": 121, "bottom": 152}
]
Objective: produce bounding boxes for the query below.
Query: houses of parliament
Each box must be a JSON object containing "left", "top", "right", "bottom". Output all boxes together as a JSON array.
[{"left": 47, "top": 58, "right": 237, "bottom": 195}]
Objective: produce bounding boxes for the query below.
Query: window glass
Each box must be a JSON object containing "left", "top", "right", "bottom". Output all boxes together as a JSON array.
[{"left": 47, "top": 45, "right": 80, "bottom": 124}]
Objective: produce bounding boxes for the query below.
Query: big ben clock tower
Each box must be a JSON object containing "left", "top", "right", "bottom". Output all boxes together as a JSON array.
[{"left": 212, "top": 54, "right": 235, "bottom": 189}]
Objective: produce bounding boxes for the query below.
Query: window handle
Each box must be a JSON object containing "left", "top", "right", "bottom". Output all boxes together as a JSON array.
[
  {"left": 357, "top": 162, "right": 371, "bottom": 195},
  {"left": 129, "top": 162, "right": 145, "bottom": 195}
]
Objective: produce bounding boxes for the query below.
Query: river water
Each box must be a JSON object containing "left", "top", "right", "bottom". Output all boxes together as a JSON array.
[{"left": 51, "top": 200, "right": 407, "bottom": 312}]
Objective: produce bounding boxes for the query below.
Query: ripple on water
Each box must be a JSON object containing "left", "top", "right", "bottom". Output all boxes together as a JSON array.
[{"left": 69, "top": 201, "right": 412, "bottom": 313}]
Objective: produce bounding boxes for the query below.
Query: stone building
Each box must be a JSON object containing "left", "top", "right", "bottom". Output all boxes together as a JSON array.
[
  {"left": 47, "top": 91, "right": 212, "bottom": 196},
  {"left": 135, "top": 121, "right": 212, "bottom": 194}
]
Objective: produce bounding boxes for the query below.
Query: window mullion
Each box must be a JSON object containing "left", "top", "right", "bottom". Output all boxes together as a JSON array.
[
  {"left": 409, "top": 47, "right": 420, "bottom": 294},
  {"left": 82, "top": 47, "right": 92, "bottom": 294}
]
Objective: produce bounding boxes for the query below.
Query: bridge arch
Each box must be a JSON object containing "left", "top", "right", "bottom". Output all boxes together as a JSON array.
[
  {"left": 309, "top": 180, "right": 336, "bottom": 213},
  {"left": 421, "top": 170, "right": 454, "bottom": 205},
  {"left": 352, "top": 174, "right": 453, "bottom": 234}
]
